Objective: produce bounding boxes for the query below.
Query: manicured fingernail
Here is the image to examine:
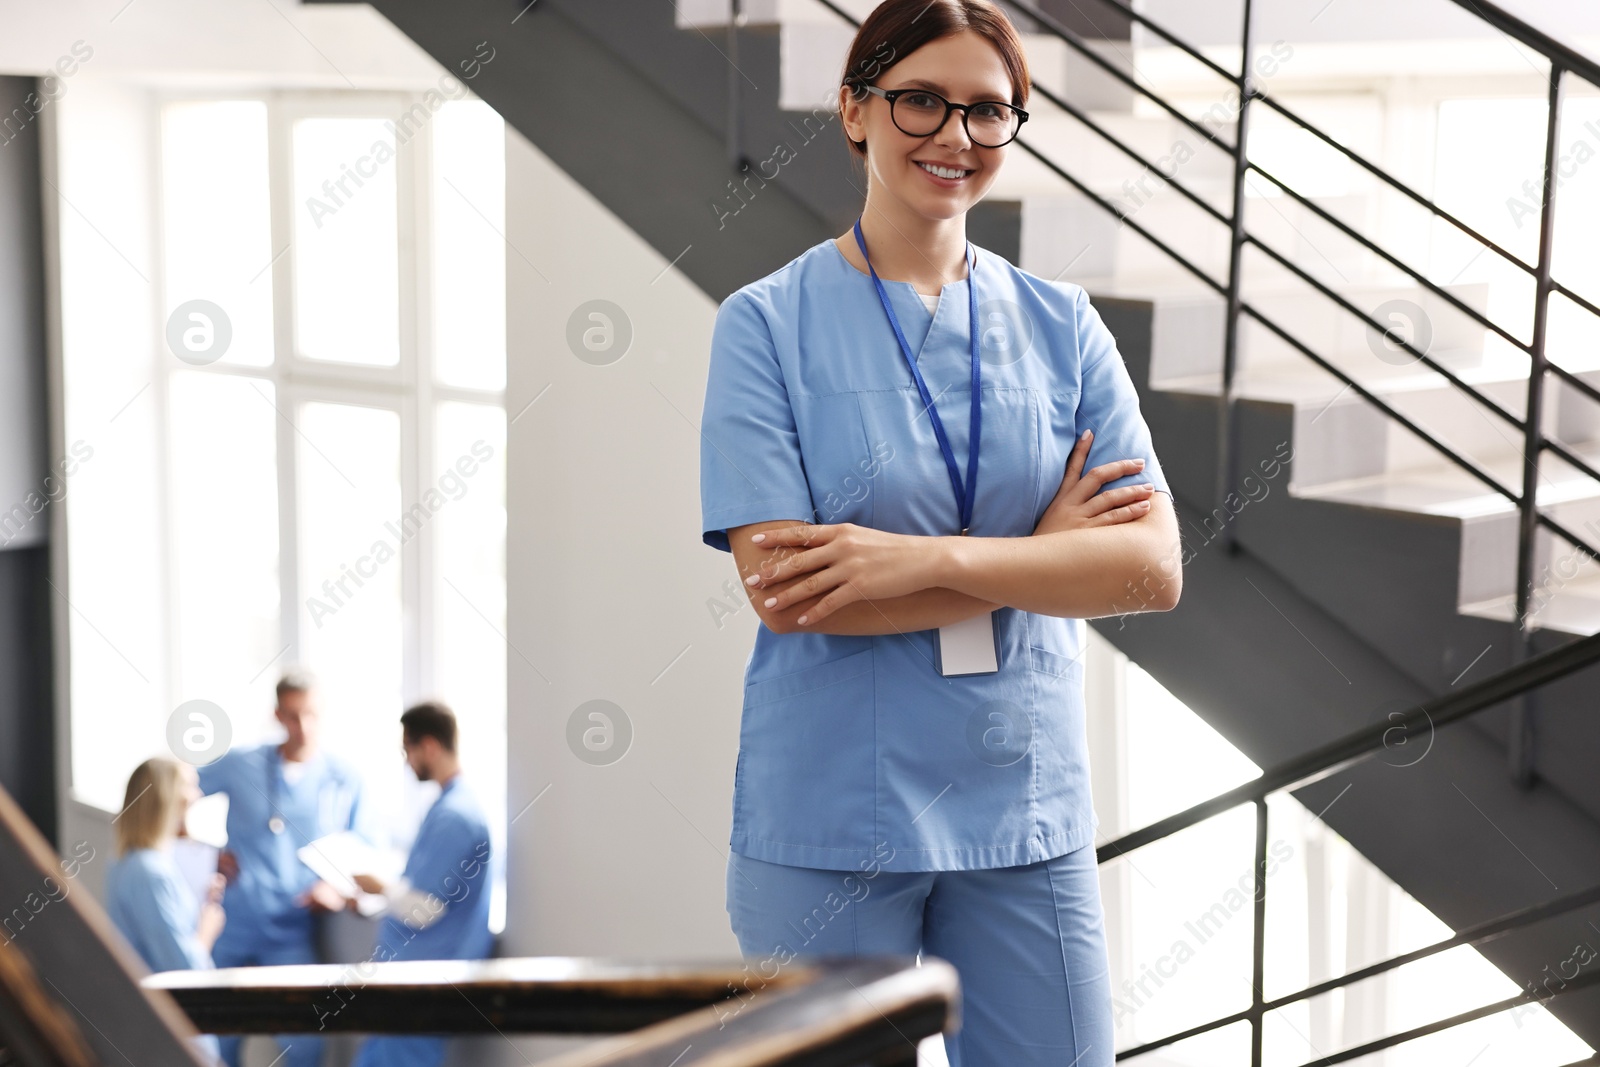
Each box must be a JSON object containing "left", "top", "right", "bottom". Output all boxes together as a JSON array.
[
  {"left": 745, "top": 574, "right": 760, "bottom": 585},
  {"left": 1135, "top": 458, "right": 1145, "bottom": 466},
  {"left": 1081, "top": 430, "right": 1092, "bottom": 440},
  {"left": 751, "top": 533, "right": 765, "bottom": 542},
  {"left": 797, "top": 614, "right": 808, "bottom": 624},
  {"left": 764, "top": 597, "right": 777, "bottom": 608},
  {"left": 1142, "top": 482, "right": 1153, "bottom": 490}
]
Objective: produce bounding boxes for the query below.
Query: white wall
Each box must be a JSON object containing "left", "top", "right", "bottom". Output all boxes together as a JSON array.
[
  {"left": 498, "top": 122, "right": 756, "bottom": 1064},
  {"left": 502, "top": 124, "right": 745, "bottom": 962}
]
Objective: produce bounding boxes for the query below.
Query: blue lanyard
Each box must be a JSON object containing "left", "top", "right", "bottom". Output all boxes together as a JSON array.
[{"left": 853, "top": 217, "right": 980, "bottom": 534}]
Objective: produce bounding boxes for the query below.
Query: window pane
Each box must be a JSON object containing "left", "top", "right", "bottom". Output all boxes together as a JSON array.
[
  {"left": 432, "top": 101, "right": 506, "bottom": 390},
  {"left": 432, "top": 401, "right": 507, "bottom": 929},
  {"left": 65, "top": 390, "right": 165, "bottom": 813},
  {"left": 169, "top": 372, "right": 281, "bottom": 717},
  {"left": 292, "top": 118, "right": 400, "bottom": 366},
  {"left": 162, "top": 101, "right": 274, "bottom": 368},
  {"left": 296, "top": 401, "right": 405, "bottom": 820}
]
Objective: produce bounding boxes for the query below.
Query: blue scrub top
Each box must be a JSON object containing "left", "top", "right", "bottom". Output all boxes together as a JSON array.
[
  {"left": 106, "top": 847, "right": 214, "bottom": 973},
  {"left": 106, "top": 848, "right": 224, "bottom": 1063},
  {"left": 375, "top": 776, "right": 493, "bottom": 963},
  {"left": 197, "top": 744, "right": 370, "bottom": 953},
  {"left": 699, "top": 237, "right": 1171, "bottom": 872}
]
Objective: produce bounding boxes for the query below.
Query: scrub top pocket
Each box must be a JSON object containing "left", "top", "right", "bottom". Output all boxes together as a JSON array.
[
  {"left": 738, "top": 647, "right": 877, "bottom": 858},
  {"left": 855, "top": 385, "right": 1042, "bottom": 538},
  {"left": 788, "top": 392, "right": 880, "bottom": 529}
]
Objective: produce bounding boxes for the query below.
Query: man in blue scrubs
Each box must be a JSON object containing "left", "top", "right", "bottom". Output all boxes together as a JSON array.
[
  {"left": 349, "top": 701, "right": 493, "bottom": 1067},
  {"left": 198, "top": 671, "right": 371, "bottom": 1067}
]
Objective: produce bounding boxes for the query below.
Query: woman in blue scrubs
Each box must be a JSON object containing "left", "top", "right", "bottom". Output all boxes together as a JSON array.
[
  {"left": 105, "top": 757, "right": 224, "bottom": 1063},
  {"left": 698, "top": 3, "right": 1182, "bottom": 1065}
]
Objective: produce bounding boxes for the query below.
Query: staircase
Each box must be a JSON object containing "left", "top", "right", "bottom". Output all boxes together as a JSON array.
[{"left": 319, "top": 0, "right": 1600, "bottom": 1055}]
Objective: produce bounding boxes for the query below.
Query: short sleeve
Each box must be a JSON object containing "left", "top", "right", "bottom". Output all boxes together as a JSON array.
[
  {"left": 699, "top": 291, "right": 816, "bottom": 553},
  {"left": 1072, "top": 288, "right": 1171, "bottom": 498},
  {"left": 195, "top": 749, "right": 235, "bottom": 796},
  {"left": 112, "top": 859, "right": 212, "bottom": 973},
  {"left": 403, "top": 810, "right": 488, "bottom": 898}
]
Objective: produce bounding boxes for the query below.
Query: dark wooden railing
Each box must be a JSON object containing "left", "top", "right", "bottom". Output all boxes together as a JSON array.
[
  {"left": 1, "top": 776, "right": 954, "bottom": 1067},
  {"left": 147, "top": 956, "right": 956, "bottom": 1066}
]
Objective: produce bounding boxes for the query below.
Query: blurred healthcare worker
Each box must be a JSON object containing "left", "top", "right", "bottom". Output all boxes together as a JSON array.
[
  {"left": 198, "top": 670, "right": 372, "bottom": 1067},
  {"left": 698, "top": 3, "right": 1182, "bottom": 1065},
  {"left": 105, "top": 756, "right": 225, "bottom": 1064},
  {"left": 348, "top": 700, "right": 493, "bottom": 1067}
]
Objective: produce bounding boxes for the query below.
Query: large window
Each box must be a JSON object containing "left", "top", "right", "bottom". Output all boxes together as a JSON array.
[{"left": 62, "top": 90, "right": 508, "bottom": 927}]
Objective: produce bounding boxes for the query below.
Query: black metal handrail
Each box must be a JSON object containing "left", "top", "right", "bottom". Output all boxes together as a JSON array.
[
  {"left": 1248, "top": 89, "right": 1537, "bottom": 275},
  {"left": 1265, "top": 879, "right": 1600, "bottom": 1019},
  {"left": 1093, "top": 631, "right": 1600, "bottom": 1064},
  {"left": 1096, "top": 629, "right": 1600, "bottom": 860},
  {"left": 1452, "top": 0, "right": 1600, "bottom": 88}
]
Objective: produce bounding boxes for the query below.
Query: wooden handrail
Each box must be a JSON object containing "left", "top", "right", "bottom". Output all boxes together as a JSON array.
[{"left": 148, "top": 956, "right": 959, "bottom": 1067}]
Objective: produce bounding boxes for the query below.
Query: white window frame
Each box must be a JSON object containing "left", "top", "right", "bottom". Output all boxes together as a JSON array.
[{"left": 149, "top": 86, "right": 506, "bottom": 708}]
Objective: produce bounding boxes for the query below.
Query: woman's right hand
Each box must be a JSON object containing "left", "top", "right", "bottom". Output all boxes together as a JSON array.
[
  {"left": 197, "top": 900, "right": 226, "bottom": 952},
  {"left": 1034, "top": 429, "right": 1155, "bottom": 536}
]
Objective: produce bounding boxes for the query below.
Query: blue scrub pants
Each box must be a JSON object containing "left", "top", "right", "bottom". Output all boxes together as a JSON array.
[
  {"left": 350, "top": 1036, "right": 446, "bottom": 1067},
  {"left": 213, "top": 937, "right": 323, "bottom": 1067},
  {"left": 726, "top": 843, "right": 1113, "bottom": 1067}
]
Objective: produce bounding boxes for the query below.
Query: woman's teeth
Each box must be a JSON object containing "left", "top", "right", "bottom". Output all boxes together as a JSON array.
[{"left": 918, "top": 162, "right": 970, "bottom": 180}]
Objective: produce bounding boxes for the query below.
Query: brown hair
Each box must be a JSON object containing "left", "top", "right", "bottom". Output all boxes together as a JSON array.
[
  {"left": 839, "top": 0, "right": 1031, "bottom": 160},
  {"left": 115, "top": 758, "right": 186, "bottom": 855},
  {"left": 402, "top": 700, "right": 458, "bottom": 753},
  {"left": 276, "top": 668, "right": 315, "bottom": 705}
]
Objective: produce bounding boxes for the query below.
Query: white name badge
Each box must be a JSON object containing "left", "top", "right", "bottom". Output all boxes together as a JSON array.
[{"left": 936, "top": 611, "right": 999, "bottom": 676}]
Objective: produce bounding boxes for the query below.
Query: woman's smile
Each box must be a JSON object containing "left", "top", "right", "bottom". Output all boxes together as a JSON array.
[{"left": 914, "top": 159, "right": 976, "bottom": 186}]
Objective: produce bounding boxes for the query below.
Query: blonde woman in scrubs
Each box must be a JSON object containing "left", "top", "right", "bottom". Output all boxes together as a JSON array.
[
  {"left": 698, "top": 2, "right": 1182, "bottom": 1063},
  {"left": 105, "top": 758, "right": 224, "bottom": 1063}
]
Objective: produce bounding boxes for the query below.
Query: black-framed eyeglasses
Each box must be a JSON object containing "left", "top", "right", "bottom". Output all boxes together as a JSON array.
[{"left": 846, "top": 81, "right": 1028, "bottom": 148}]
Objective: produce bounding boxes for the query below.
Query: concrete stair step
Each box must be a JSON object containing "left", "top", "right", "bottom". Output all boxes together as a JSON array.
[
  {"left": 1460, "top": 565, "right": 1600, "bottom": 636},
  {"left": 1097, "top": 276, "right": 1494, "bottom": 382},
  {"left": 1291, "top": 437, "right": 1600, "bottom": 610},
  {"left": 1293, "top": 437, "right": 1600, "bottom": 518},
  {"left": 673, "top": 1, "right": 1144, "bottom": 113},
  {"left": 1152, "top": 355, "right": 1574, "bottom": 489},
  {"left": 778, "top": 23, "right": 1143, "bottom": 114}
]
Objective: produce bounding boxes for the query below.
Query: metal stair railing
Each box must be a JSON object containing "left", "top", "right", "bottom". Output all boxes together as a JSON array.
[{"left": 1087, "top": 628, "right": 1600, "bottom": 1064}]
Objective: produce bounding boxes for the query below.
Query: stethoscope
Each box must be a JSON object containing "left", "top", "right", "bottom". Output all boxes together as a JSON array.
[{"left": 266, "top": 746, "right": 348, "bottom": 837}]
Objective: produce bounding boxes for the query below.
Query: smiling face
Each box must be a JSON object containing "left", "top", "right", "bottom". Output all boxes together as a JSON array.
[{"left": 840, "top": 30, "right": 1016, "bottom": 224}]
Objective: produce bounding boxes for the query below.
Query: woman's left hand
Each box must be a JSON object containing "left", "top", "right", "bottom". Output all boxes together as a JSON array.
[{"left": 743, "top": 522, "right": 939, "bottom": 625}]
